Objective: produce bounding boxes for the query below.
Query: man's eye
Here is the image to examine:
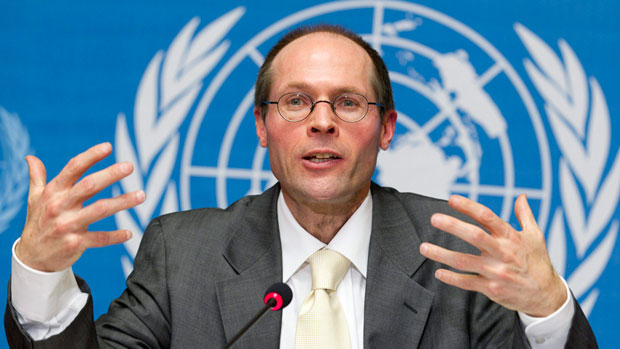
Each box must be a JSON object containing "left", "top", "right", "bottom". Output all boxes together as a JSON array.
[
  {"left": 289, "top": 98, "right": 303, "bottom": 106},
  {"left": 284, "top": 95, "right": 310, "bottom": 109},
  {"left": 338, "top": 98, "right": 359, "bottom": 108}
]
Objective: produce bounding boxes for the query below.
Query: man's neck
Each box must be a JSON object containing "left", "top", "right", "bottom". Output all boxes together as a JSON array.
[{"left": 281, "top": 187, "right": 370, "bottom": 244}]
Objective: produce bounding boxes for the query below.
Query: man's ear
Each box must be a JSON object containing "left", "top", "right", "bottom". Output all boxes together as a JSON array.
[
  {"left": 379, "top": 109, "right": 397, "bottom": 150},
  {"left": 254, "top": 106, "right": 268, "bottom": 148}
]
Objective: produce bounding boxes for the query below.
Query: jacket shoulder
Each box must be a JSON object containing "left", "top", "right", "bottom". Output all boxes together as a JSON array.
[
  {"left": 371, "top": 183, "right": 478, "bottom": 253},
  {"left": 143, "top": 184, "right": 280, "bottom": 254},
  {"left": 372, "top": 184, "right": 462, "bottom": 222}
]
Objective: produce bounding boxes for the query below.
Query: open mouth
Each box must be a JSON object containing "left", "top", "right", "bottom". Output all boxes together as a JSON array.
[{"left": 303, "top": 153, "right": 341, "bottom": 163}]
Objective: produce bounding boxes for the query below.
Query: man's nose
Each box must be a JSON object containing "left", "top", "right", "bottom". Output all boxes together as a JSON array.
[{"left": 307, "top": 101, "right": 338, "bottom": 135}]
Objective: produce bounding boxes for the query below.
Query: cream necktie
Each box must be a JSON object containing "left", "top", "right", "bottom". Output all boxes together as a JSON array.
[{"left": 295, "top": 248, "right": 352, "bottom": 349}]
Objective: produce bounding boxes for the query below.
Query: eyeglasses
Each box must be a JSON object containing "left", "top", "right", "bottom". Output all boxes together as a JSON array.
[{"left": 263, "top": 92, "right": 384, "bottom": 123}]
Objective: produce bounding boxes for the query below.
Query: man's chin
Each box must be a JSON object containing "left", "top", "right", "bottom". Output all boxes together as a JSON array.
[{"left": 283, "top": 180, "right": 367, "bottom": 207}]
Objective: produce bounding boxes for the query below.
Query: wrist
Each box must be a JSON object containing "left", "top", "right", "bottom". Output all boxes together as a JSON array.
[
  {"left": 528, "top": 274, "right": 567, "bottom": 317},
  {"left": 14, "top": 238, "right": 40, "bottom": 272},
  {"left": 11, "top": 238, "right": 84, "bottom": 322},
  {"left": 14, "top": 238, "right": 55, "bottom": 273}
]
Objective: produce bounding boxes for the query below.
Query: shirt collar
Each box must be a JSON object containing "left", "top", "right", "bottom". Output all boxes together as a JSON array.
[{"left": 278, "top": 191, "right": 372, "bottom": 283}]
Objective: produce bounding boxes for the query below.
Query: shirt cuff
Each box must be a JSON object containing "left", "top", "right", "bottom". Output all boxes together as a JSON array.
[
  {"left": 11, "top": 238, "right": 85, "bottom": 323},
  {"left": 518, "top": 277, "right": 574, "bottom": 348}
]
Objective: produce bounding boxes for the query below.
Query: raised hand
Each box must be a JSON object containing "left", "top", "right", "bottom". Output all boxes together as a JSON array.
[
  {"left": 15, "top": 143, "right": 145, "bottom": 273},
  {"left": 419, "top": 194, "right": 567, "bottom": 317}
]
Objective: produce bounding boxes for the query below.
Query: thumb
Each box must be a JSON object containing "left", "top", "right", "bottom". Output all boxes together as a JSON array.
[
  {"left": 25, "top": 155, "right": 47, "bottom": 198},
  {"left": 515, "top": 194, "right": 537, "bottom": 231}
]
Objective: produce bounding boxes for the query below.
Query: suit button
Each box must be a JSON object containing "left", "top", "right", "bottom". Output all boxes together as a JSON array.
[{"left": 535, "top": 337, "right": 546, "bottom": 344}]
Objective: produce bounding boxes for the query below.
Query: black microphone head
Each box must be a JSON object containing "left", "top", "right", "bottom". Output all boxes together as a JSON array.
[{"left": 263, "top": 282, "right": 293, "bottom": 311}]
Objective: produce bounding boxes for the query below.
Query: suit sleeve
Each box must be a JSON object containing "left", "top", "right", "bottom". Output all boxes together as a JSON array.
[
  {"left": 5, "top": 276, "right": 98, "bottom": 349},
  {"left": 565, "top": 297, "right": 598, "bottom": 349},
  {"left": 94, "top": 218, "right": 172, "bottom": 348}
]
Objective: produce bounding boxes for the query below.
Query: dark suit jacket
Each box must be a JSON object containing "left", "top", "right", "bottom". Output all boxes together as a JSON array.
[{"left": 6, "top": 183, "right": 597, "bottom": 348}]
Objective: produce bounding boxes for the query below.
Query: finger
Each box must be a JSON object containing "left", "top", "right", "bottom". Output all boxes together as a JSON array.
[
  {"left": 420, "top": 242, "right": 482, "bottom": 275},
  {"left": 26, "top": 155, "right": 47, "bottom": 187},
  {"left": 73, "top": 190, "right": 145, "bottom": 227},
  {"left": 448, "top": 195, "right": 512, "bottom": 237},
  {"left": 434, "top": 268, "right": 482, "bottom": 293},
  {"left": 25, "top": 155, "right": 47, "bottom": 201},
  {"left": 69, "top": 161, "right": 134, "bottom": 205},
  {"left": 52, "top": 142, "right": 112, "bottom": 189},
  {"left": 435, "top": 268, "right": 520, "bottom": 310},
  {"left": 430, "top": 213, "right": 501, "bottom": 257},
  {"left": 514, "top": 194, "right": 538, "bottom": 231},
  {"left": 83, "top": 230, "right": 133, "bottom": 249}
]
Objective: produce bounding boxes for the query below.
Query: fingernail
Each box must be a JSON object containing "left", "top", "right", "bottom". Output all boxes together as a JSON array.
[
  {"left": 120, "top": 162, "right": 131, "bottom": 173},
  {"left": 136, "top": 190, "right": 145, "bottom": 201},
  {"left": 435, "top": 270, "right": 442, "bottom": 279},
  {"left": 420, "top": 243, "right": 428, "bottom": 254},
  {"left": 99, "top": 142, "right": 112, "bottom": 153},
  {"left": 125, "top": 231, "right": 132, "bottom": 240},
  {"left": 431, "top": 214, "right": 441, "bottom": 225}
]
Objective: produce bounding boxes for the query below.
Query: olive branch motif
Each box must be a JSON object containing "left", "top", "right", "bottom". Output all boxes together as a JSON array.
[
  {"left": 113, "top": 8, "right": 244, "bottom": 276},
  {"left": 0, "top": 107, "right": 30, "bottom": 234},
  {"left": 516, "top": 23, "right": 620, "bottom": 316}
]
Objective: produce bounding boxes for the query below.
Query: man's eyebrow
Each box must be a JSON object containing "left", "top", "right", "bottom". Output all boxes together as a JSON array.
[
  {"left": 280, "top": 82, "right": 364, "bottom": 95},
  {"left": 282, "top": 82, "right": 313, "bottom": 91}
]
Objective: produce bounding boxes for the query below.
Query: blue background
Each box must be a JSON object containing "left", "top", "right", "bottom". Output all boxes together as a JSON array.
[{"left": 1, "top": 0, "right": 619, "bottom": 346}]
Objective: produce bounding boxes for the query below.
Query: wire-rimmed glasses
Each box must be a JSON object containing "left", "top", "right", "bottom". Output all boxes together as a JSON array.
[{"left": 263, "top": 92, "right": 384, "bottom": 123}]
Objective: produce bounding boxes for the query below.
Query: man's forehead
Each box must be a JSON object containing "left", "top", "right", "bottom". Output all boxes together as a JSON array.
[
  {"left": 279, "top": 81, "right": 363, "bottom": 94},
  {"left": 273, "top": 31, "right": 365, "bottom": 62},
  {"left": 269, "top": 32, "right": 374, "bottom": 94}
]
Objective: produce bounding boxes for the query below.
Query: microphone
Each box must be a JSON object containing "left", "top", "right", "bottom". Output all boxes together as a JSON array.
[{"left": 225, "top": 282, "right": 293, "bottom": 348}]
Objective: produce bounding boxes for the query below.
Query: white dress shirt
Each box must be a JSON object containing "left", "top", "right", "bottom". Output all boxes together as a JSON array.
[
  {"left": 12, "top": 190, "right": 574, "bottom": 347},
  {"left": 278, "top": 192, "right": 372, "bottom": 349}
]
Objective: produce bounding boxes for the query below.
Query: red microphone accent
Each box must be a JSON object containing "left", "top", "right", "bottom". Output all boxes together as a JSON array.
[{"left": 264, "top": 292, "right": 284, "bottom": 311}]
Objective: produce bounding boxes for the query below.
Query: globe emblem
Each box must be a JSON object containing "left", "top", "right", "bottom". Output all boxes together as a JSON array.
[
  {"left": 180, "top": 1, "right": 552, "bottom": 227},
  {"left": 0, "top": 107, "right": 29, "bottom": 234}
]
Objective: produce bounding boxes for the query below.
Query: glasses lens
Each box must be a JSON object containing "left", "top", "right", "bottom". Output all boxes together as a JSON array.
[
  {"left": 333, "top": 93, "right": 368, "bottom": 122},
  {"left": 278, "top": 93, "right": 312, "bottom": 121}
]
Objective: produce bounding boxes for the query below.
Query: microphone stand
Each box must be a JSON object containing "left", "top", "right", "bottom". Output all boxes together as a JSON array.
[{"left": 225, "top": 298, "right": 277, "bottom": 348}]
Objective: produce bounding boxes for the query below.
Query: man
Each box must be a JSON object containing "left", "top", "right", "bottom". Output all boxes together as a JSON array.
[{"left": 6, "top": 25, "right": 596, "bottom": 348}]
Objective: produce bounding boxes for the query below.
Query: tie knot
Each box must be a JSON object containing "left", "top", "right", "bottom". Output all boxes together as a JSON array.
[{"left": 308, "top": 249, "right": 351, "bottom": 291}]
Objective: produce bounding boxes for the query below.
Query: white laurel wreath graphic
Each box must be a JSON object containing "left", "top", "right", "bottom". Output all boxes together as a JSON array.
[
  {"left": 516, "top": 23, "right": 620, "bottom": 316},
  {"left": 113, "top": 7, "right": 245, "bottom": 277},
  {"left": 0, "top": 107, "right": 30, "bottom": 234}
]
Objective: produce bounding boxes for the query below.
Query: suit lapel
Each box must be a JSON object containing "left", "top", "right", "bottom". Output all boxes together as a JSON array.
[
  {"left": 364, "top": 184, "right": 434, "bottom": 348},
  {"left": 214, "top": 183, "right": 436, "bottom": 347},
  {"left": 216, "top": 185, "right": 283, "bottom": 347}
]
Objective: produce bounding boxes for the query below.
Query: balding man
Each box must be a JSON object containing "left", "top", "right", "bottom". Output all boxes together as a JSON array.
[{"left": 6, "top": 25, "right": 596, "bottom": 348}]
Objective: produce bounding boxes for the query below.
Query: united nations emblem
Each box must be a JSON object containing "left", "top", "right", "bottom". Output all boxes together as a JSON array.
[
  {"left": 0, "top": 107, "right": 30, "bottom": 234},
  {"left": 114, "top": 1, "right": 618, "bottom": 317}
]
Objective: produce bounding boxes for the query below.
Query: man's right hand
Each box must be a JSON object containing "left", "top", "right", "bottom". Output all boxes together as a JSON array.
[{"left": 15, "top": 142, "right": 145, "bottom": 272}]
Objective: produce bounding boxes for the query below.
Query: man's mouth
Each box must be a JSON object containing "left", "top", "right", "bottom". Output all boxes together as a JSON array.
[{"left": 303, "top": 153, "right": 341, "bottom": 163}]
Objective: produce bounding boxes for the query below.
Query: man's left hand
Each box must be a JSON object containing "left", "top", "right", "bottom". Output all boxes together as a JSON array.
[{"left": 419, "top": 194, "right": 566, "bottom": 317}]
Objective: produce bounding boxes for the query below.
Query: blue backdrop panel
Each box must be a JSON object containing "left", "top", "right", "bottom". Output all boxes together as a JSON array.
[{"left": 0, "top": 0, "right": 619, "bottom": 346}]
